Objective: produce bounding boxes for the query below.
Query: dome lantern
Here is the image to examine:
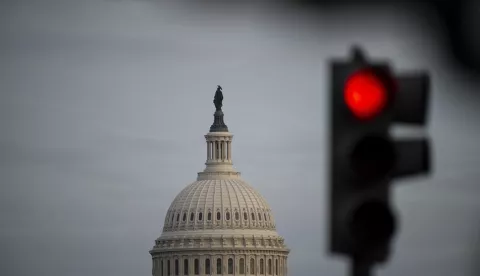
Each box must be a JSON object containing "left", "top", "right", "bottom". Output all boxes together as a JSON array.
[{"left": 198, "top": 86, "right": 240, "bottom": 181}]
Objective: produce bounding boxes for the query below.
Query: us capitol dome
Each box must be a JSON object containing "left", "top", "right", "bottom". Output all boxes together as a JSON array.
[{"left": 150, "top": 86, "right": 290, "bottom": 276}]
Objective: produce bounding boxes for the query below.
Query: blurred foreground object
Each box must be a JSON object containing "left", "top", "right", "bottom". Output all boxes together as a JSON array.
[
  {"left": 328, "top": 46, "right": 432, "bottom": 276},
  {"left": 292, "top": 0, "right": 480, "bottom": 75}
]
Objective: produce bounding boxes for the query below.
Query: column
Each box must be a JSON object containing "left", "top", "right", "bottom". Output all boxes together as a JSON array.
[
  {"left": 222, "top": 141, "right": 227, "bottom": 161},
  {"left": 219, "top": 141, "right": 222, "bottom": 161},
  {"left": 182, "top": 256, "right": 187, "bottom": 276},
  {"left": 207, "top": 141, "right": 211, "bottom": 160},
  {"left": 212, "top": 141, "right": 216, "bottom": 160},
  {"left": 235, "top": 256, "right": 238, "bottom": 274},
  {"left": 258, "top": 256, "right": 261, "bottom": 275},
  {"left": 275, "top": 257, "right": 278, "bottom": 276},
  {"left": 257, "top": 255, "right": 260, "bottom": 276},
  {"left": 227, "top": 141, "right": 231, "bottom": 161},
  {"left": 167, "top": 258, "right": 171, "bottom": 276},
  {"left": 161, "top": 259, "right": 164, "bottom": 276},
  {"left": 280, "top": 257, "right": 284, "bottom": 276},
  {"left": 189, "top": 255, "right": 193, "bottom": 276},
  {"left": 285, "top": 258, "right": 288, "bottom": 276},
  {"left": 220, "top": 141, "right": 223, "bottom": 161},
  {"left": 159, "top": 258, "right": 163, "bottom": 276},
  {"left": 180, "top": 257, "right": 183, "bottom": 276},
  {"left": 152, "top": 258, "right": 155, "bottom": 276},
  {"left": 223, "top": 255, "right": 226, "bottom": 275}
]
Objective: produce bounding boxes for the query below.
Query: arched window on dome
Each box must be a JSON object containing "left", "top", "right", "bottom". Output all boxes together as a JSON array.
[
  {"left": 198, "top": 212, "right": 203, "bottom": 221},
  {"left": 216, "top": 258, "right": 222, "bottom": 274},
  {"left": 235, "top": 212, "right": 239, "bottom": 220},
  {"left": 216, "top": 212, "right": 221, "bottom": 220},
  {"left": 182, "top": 213, "right": 186, "bottom": 222},
  {"left": 244, "top": 212, "right": 248, "bottom": 220},
  {"left": 264, "top": 213, "right": 268, "bottom": 221},
  {"left": 176, "top": 214, "right": 180, "bottom": 222},
  {"left": 228, "top": 258, "right": 234, "bottom": 274},
  {"left": 268, "top": 259, "right": 272, "bottom": 275},
  {"left": 239, "top": 258, "right": 245, "bottom": 274},
  {"left": 260, "top": 259, "right": 264, "bottom": 275},
  {"left": 251, "top": 213, "right": 255, "bottom": 220},
  {"left": 250, "top": 259, "right": 255, "bottom": 275},
  {"left": 194, "top": 259, "right": 199, "bottom": 275},
  {"left": 190, "top": 212, "right": 194, "bottom": 221},
  {"left": 275, "top": 259, "right": 278, "bottom": 275},
  {"left": 226, "top": 212, "right": 230, "bottom": 221},
  {"left": 184, "top": 259, "right": 189, "bottom": 275},
  {"left": 258, "top": 212, "right": 262, "bottom": 221},
  {"left": 205, "top": 258, "right": 211, "bottom": 275},
  {"left": 175, "top": 259, "right": 179, "bottom": 276},
  {"left": 171, "top": 214, "right": 174, "bottom": 223},
  {"left": 207, "top": 212, "right": 212, "bottom": 221}
]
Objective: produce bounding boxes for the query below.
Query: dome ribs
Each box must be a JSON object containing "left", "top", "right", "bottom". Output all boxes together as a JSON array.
[
  {"left": 224, "top": 179, "right": 233, "bottom": 228},
  {"left": 250, "top": 183, "right": 265, "bottom": 228},
  {"left": 233, "top": 179, "right": 251, "bottom": 228},
  {"left": 228, "top": 179, "right": 242, "bottom": 228},
  {"left": 160, "top": 179, "right": 280, "bottom": 234},
  {"left": 180, "top": 184, "right": 195, "bottom": 230},
  {"left": 243, "top": 181, "right": 260, "bottom": 229},
  {"left": 202, "top": 180, "right": 213, "bottom": 229},
  {"left": 192, "top": 180, "right": 206, "bottom": 230},
  {"left": 219, "top": 180, "right": 225, "bottom": 229},
  {"left": 212, "top": 180, "right": 218, "bottom": 228}
]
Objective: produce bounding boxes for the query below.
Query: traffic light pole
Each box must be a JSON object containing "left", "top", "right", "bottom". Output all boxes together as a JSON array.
[{"left": 351, "top": 258, "right": 372, "bottom": 276}]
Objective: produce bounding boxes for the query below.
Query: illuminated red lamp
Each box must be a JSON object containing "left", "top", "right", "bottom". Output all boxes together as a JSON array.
[{"left": 344, "top": 70, "right": 388, "bottom": 120}]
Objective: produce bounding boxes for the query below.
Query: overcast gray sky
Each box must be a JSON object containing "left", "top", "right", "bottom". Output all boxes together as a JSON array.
[{"left": 1, "top": 1, "right": 480, "bottom": 276}]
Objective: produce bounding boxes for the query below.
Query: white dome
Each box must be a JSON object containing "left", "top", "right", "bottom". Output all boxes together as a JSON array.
[
  {"left": 162, "top": 179, "right": 277, "bottom": 235},
  {"left": 150, "top": 101, "right": 289, "bottom": 276}
]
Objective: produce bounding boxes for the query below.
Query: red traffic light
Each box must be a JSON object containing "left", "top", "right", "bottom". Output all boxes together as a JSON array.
[{"left": 344, "top": 70, "right": 388, "bottom": 120}]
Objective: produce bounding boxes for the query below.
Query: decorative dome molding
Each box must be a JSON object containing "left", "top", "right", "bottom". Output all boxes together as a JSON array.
[{"left": 152, "top": 235, "right": 288, "bottom": 252}]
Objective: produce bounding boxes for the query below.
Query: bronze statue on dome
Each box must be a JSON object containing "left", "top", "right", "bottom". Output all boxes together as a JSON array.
[{"left": 214, "top": 85, "right": 223, "bottom": 111}]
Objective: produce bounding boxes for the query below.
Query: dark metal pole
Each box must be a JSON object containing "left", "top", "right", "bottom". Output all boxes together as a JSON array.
[{"left": 351, "top": 257, "right": 373, "bottom": 276}]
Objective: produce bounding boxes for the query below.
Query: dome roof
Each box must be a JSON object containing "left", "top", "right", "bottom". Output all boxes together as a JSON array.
[{"left": 162, "top": 179, "right": 277, "bottom": 235}]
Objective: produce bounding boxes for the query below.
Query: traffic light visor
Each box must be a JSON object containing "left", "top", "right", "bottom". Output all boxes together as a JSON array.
[{"left": 344, "top": 69, "right": 388, "bottom": 120}]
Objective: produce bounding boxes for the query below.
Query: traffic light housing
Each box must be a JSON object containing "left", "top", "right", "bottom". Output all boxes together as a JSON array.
[{"left": 328, "top": 47, "right": 431, "bottom": 264}]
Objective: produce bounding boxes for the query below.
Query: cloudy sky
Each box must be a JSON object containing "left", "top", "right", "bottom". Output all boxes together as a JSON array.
[{"left": 1, "top": 1, "right": 480, "bottom": 276}]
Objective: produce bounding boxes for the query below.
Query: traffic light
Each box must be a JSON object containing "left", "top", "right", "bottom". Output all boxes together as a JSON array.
[{"left": 328, "top": 46, "right": 431, "bottom": 266}]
